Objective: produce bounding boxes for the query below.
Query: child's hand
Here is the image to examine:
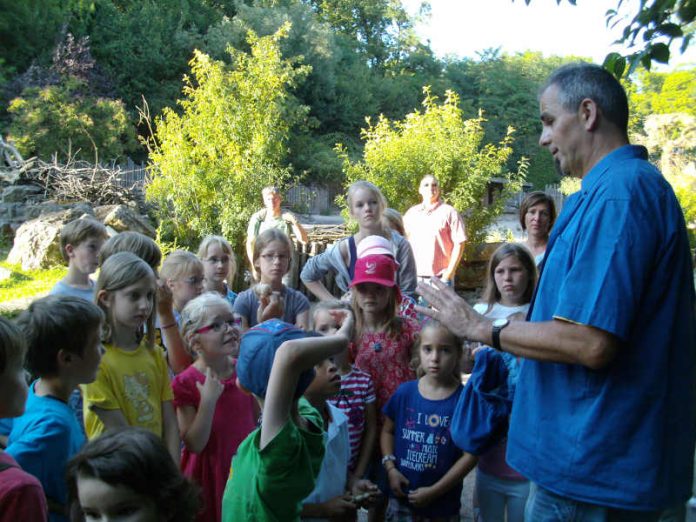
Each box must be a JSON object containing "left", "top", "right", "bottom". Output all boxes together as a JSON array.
[
  {"left": 350, "top": 479, "right": 380, "bottom": 507},
  {"left": 387, "top": 467, "right": 409, "bottom": 498},
  {"left": 320, "top": 495, "right": 357, "bottom": 519},
  {"left": 156, "top": 279, "right": 174, "bottom": 315},
  {"left": 332, "top": 309, "right": 354, "bottom": 341},
  {"left": 258, "top": 291, "right": 284, "bottom": 323},
  {"left": 196, "top": 367, "right": 224, "bottom": 405},
  {"left": 407, "top": 486, "right": 436, "bottom": 508}
]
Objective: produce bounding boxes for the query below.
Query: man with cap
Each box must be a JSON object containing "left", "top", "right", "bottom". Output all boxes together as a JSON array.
[
  {"left": 221, "top": 315, "right": 353, "bottom": 522},
  {"left": 403, "top": 175, "right": 467, "bottom": 285}
]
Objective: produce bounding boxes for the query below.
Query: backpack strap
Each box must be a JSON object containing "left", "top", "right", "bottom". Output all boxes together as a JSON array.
[
  {"left": 348, "top": 236, "right": 357, "bottom": 279},
  {"left": 253, "top": 209, "right": 268, "bottom": 238}
]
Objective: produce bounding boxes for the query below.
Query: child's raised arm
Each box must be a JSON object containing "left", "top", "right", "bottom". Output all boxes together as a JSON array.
[
  {"left": 175, "top": 368, "right": 223, "bottom": 454},
  {"left": 261, "top": 311, "right": 353, "bottom": 449},
  {"left": 157, "top": 281, "right": 192, "bottom": 373}
]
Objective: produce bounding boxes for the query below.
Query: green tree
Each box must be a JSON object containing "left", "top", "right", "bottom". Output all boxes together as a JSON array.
[
  {"left": 306, "top": 0, "right": 416, "bottom": 68},
  {"left": 7, "top": 78, "right": 137, "bottom": 161},
  {"left": 521, "top": 0, "right": 694, "bottom": 75},
  {"left": 636, "top": 112, "right": 696, "bottom": 244},
  {"left": 337, "top": 87, "right": 526, "bottom": 248},
  {"left": 74, "top": 0, "right": 221, "bottom": 120},
  {"left": 145, "top": 24, "right": 310, "bottom": 250}
]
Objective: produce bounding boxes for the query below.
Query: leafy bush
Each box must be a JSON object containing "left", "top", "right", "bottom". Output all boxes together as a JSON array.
[
  {"left": 145, "top": 24, "right": 310, "bottom": 251},
  {"left": 7, "top": 78, "right": 137, "bottom": 162},
  {"left": 337, "top": 87, "right": 526, "bottom": 249}
]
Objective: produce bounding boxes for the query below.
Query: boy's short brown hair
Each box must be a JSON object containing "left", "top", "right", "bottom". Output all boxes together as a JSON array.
[
  {"left": 99, "top": 231, "right": 162, "bottom": 272},
  {"left": 60, "top": 218, "right": 108, "bottom": 261},
  {"left": 16, "top": 295, "right": 104, "bottom": 378}
]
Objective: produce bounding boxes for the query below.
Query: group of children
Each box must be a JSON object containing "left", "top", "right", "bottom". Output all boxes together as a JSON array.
[{"left": 0, "top": 179, "right": 541, "bottom": 522}]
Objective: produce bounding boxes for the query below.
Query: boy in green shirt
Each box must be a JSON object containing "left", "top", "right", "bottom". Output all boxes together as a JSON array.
[{"left": 222, "top": 314, "right": 352, "bottom": 522}]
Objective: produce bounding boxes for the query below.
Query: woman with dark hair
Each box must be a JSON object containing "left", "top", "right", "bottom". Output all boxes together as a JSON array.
[
  {"left": 519, "top": 191, "right": 556, "bottom": 265},
  {"left": 67, "top": 427, "right": 199, "bottom": 522}
]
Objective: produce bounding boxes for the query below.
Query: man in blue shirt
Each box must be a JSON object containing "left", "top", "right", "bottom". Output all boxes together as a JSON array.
[{"left": 417, "top": 63, "right": 695, "bottom": 520}]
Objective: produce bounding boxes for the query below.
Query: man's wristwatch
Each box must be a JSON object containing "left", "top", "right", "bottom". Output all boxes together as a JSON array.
[{"left": 491, "top": 318, "right": 510, "bottom": 351}]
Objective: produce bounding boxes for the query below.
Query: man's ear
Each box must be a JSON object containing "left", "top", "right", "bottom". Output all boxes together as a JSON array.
[{"left": 579, "top": 98, "right": 599, "bottom": 132}]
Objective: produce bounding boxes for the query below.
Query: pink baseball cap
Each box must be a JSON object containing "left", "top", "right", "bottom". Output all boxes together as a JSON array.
[
  {"left": 356, "top": 235, "right": 395, "bottom": 259},
  {"left": 350, "top": 254, "right": 398, "bottom": 288}
]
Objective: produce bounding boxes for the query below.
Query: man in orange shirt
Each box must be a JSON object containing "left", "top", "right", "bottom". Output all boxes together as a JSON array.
[{"left": 403, "top": 175, "right": 466, "bottom": 285}]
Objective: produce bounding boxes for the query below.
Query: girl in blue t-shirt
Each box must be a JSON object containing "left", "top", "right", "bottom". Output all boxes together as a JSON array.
[{"left": 381, "top": 321, "right": 477, "bottom": 521}]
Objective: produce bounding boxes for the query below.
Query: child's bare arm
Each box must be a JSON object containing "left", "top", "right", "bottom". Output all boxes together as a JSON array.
[
  {"left": 380, "top": 416, "right": 409, "bottom": 498},
  {"left": 157, "top": 280, "right": 192, "bottom": 373},
  {"left": 407, "top": 452, "right": 478, "bottom": 508},
  {"left": 301, "top": 496, "right": 356, "bottom": 518},
  {"left": 351, "top": 400, "right": 377, "bottom": 484},
  {"left": 91, "top": 406, "right": 129, "bottom": 430},
  {"left": 176, "top": 369, "right": 223, "bottom": 453},
  {"left": 302, "top": 280, "right": 336, "bottom": 302},
  {"left": 162, "top": 400, "right": 180, "bottom": 465},
  {"left": 260, "top": 311, "right": 353, "bottom": 449}
]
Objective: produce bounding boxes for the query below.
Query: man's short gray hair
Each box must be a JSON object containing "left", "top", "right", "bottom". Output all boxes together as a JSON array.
[{"left": 542, "top": 63, "right": 629, "bottom": 136}]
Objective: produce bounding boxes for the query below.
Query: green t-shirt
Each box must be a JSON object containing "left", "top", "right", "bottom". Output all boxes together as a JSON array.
[{"left": 221, "top": 398, "right": 325, "bottom": 522}]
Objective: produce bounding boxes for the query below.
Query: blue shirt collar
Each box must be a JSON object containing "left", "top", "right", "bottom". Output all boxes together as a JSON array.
[{"left": 580, "top": 145, "right": 648, "bottom": 194}]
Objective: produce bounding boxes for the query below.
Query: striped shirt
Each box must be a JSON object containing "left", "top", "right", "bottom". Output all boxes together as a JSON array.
[{"left": 328, "top": 368, "right": 376, "bottom": 472}]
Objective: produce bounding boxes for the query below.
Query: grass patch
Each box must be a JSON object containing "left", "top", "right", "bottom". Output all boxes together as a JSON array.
[{"left": 0, "top": 262, "right": 67, "bottom": 303}]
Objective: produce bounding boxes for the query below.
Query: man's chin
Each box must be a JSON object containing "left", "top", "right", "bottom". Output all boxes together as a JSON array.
[{"left": 554, "top": 158, "right": 576, "bottom": 179}]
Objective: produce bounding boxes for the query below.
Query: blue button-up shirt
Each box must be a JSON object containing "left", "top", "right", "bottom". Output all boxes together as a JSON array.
[{"left": 507, "top": 145, "right": 696, "bottom": 510}]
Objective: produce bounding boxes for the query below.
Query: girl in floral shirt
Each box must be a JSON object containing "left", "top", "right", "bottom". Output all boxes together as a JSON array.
[{"left": 349, "top": 254, "right": 419, "bottom": 418}]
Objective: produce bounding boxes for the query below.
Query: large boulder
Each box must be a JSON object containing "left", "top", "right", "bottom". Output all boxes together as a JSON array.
[
  {"left": 7, "top": 205, "right": 94, "bottom": 270},
  {"left": 94, "top": 204, "right": 155, "bottom": 238},
  {"left": 2, "top": 184, "right": 43, "bottom": 203}
]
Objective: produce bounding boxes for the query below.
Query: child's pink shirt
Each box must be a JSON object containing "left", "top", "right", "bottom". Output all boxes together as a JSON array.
[
  {"left": 172, "top": 365, "right": 256, "bottom": 522},
  {"left": 351, "top": 317, "right": 419, "bottom": 415}
]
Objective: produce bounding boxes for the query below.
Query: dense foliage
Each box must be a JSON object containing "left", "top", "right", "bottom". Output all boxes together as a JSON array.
[
  {"left": 0, "top": 0, "right": 693, "bottom": 249},
  {"left": 339, "top": 88, "right": 526, "bottom": 247},
  {"left": 145, "top": 25, "right": 309, "bottom": 250}
]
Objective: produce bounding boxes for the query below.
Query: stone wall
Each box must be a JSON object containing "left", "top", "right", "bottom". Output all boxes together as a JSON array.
[{"left": 2, "top": 182, "right": 155, "bottom": 270}]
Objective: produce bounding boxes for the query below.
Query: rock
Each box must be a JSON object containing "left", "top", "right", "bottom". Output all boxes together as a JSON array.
[
  {"left": 2, "top": 184, "right": 43, "bottom": 203},
  {"left": 6, "top": 206, "right": 95, "bottom": 270},
  {"left": 94, "top": 204, "right": 155, "bottom": 237}
]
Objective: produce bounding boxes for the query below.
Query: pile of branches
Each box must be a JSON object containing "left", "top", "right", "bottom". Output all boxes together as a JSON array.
[
  {"left": 10, "top": 156, "right": 147, "bottom": 209},
  {"left": 306, "top": 223, "right": 347, "bottom": 243}
]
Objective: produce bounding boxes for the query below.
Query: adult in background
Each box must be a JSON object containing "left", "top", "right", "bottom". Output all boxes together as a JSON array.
[
  {"left": 246, "top": 186, "right": 308, "bottom": 284},
  {"left": 403, "top": 174, "right": 466, "bottom": 285},
  {"left": 418, "top": 63, "right": 695, "bottom": 520},
  {"left": 519, "top": 191, "right": 556, "bottom": 266}
]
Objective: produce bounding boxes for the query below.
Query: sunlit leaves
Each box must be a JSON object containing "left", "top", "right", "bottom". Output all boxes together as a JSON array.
[
  {"left": 145, "top": 25, "right": 310, "bottom": 250},
  {"left": 337, "top": 87, "right": 525, "bottom": 249}
]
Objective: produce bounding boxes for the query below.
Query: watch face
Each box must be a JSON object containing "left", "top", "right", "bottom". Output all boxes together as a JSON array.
[{"left": 492, "top": 318, "right": 509, "bottom": 328}]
